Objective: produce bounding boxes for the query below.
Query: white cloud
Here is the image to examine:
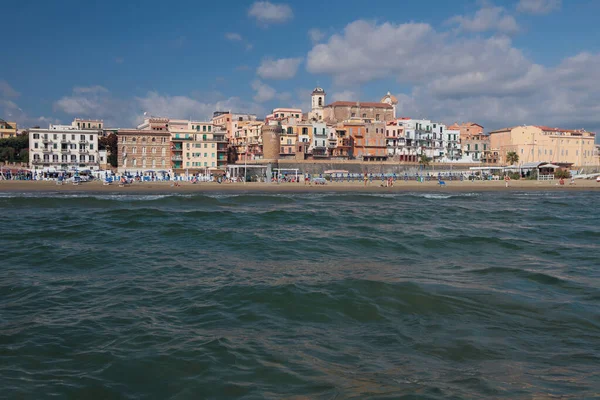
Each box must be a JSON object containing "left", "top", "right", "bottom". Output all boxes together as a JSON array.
[
  {"left": 0, "top": 83, "right": 59, "bottom": 128},
  {"left": 331, "top": 90, "right": 358, "bottom": 102},
  {"left": 306, "top": 19, "right": 600, "bottom": 132},
  {"left": 248, "top": 1, "right": 293, "bottom": 26},
  {"left": 517, "top": 0, "right": 561, "bottom": 14},
  {"left": 225, "top": 32, "right": 243, "bottom": 41},
  {"left": 257, "top": 57, "right": 303, "bottom": 80},
  {"left": 0, "top": 80, "right": 20, "bottom": 98},
  {"left": 73, "top": 85, "right": 109, "bottom": 95},
  {"left": 308, "top": 28, "right": 325, "bottom": 44},
  {"left": 448, "top": 5, "right": 519, "bottom": 34},
  {"left": 251, "top": 80, "right": 276, "bottom": 103},
  {"left": 54, "top": 86, "right": 265, "bottom": 127}
]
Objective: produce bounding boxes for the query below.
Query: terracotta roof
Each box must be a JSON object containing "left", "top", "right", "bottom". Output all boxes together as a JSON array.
[{"left": 325, "top": 101, "right": 393, "bottom": 109}]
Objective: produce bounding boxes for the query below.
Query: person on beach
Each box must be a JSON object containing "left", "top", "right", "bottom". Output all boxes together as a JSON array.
[
  {"left": 504, "top": 175, "right": 511, "bottom": 188},
  {"left": 364, "top": 173, "right": 369, "bottom": 186}
]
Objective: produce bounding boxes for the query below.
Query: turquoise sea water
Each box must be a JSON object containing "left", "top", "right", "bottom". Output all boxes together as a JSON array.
[{"left": 1, "top": 191, "right": 599, "bottom": 399}]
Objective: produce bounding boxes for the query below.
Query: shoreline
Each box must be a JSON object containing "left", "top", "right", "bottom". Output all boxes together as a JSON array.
[{"left": 1, "top": 180, "right": 599, "bottom": 193}]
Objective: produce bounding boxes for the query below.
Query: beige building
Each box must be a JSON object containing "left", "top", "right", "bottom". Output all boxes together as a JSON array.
[
  {"left": 118, "top": 129, "right": 171, "bottom": 172},
  {"left": 211, "top": 112, "right": 257, "bottom": 141},
  {"left": 0, "top": 119, "right": 17, "bottom": 138},
  {"left": 323, "top": 101, "right": 394, "bottom": 124},
  {"left": 489, "top": 125, "right": 596, "bottom": 166},
  {"left": 169, "top": 120, "right": 228, "bottom": 172},
  {"left": 72, "top": 118, "right": 103, "bottom": 130},
  {"left": 232, "top": 120, "right": 264, "bottom": 161}
]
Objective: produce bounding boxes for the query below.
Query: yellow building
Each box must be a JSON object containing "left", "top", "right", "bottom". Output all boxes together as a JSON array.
[
  {"left": 0, "top": 119, "right": 17, "bottom": 138},
  {"left": 232, "top": 121, "right": 264, "bottom": 161},
  {"left": 489, "top": 125, "right": 596, "bottom": 166},
  {"left": 168, "top": 120, "right": 227, "bottom": 172}
]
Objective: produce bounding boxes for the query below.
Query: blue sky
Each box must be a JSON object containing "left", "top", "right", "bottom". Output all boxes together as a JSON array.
[{"left": 1, "top": 0, "right": 600, "bottom": 138}]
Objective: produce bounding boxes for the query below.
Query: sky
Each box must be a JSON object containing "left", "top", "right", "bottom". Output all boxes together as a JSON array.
[{"left": 1, "top": 0, "right": 600, "bottom": 139}]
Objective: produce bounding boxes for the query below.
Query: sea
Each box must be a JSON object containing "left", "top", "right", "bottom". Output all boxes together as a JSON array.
[{"left": 1, "top": 190, "right": 599, "bottom": 399}]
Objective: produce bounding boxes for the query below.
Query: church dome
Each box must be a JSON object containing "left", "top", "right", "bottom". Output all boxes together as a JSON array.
[
  {"left": 312, "top": 87, "right": 325, "bottom": 95},
  {"left": 380, "top": 91, "right": 398, "bottom": 105}
]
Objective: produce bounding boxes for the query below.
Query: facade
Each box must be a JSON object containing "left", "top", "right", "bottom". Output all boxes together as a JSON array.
[
  {"left": 266, "top": 108, "right": 302, "bottom": 122},
  {"left": 29, "top": 125, "right": 101, "bottom": 171},
  {"left": 331, "top": 125, "right": 351, "bottom": 159},
  {"left": 308, "top": 87, "right": 326, "bottom": 121},
  {"left": 450, "top": 122, "right": 484, "bottom": 144},
  {"left": 0, "top": 119, "right": 17, "bottom": 138},
  {"left": 461, "top": 131, "right": 490, "bottom": 162},
  {"left": 169, "top": 121, "right": 228, "bottom": 172},
  {"left": 385, "top": 120, "right": 404, "bottom": 158},
  {"left": 323, "top": 101, "right": 394, "bottom": 124},
  {"left": 310, "top": 121, "right": 328, "bottom": 157},
  {"left": 212, "top": 112, "right": 257, "bottom": 141},
  {"left": 117, "top": 129, "right": 170, "bottom": 173},
  {"left": 232, "top": 121, "right": 264, "bottom": 161},
  {"left": 443, "top": 128, "right": 461, "bottom": 161},
  {"left": 489, "top": 125, "right": 596, "bottom": 166},
  {"left": 72, "top": 118, "right": 103, "bottom": 130},
  {"left": 380, "top": 92, "right": 399, "bottom": 119},
  {"left": 362, "top": 122, "right": 387, "bottom": 161}
]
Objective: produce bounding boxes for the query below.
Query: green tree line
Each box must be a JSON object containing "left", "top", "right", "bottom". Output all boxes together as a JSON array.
[{"left": 0, "top": 135, "right": 29, "bottom": 163}]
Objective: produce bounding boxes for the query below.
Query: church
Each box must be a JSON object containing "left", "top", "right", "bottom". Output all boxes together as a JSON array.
[{"left": 308, "top": 87, "right": 399, "bottom": 123}]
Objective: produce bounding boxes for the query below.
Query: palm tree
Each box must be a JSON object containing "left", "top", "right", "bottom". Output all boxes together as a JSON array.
[
  {"left": 419, "top": 154, "right": 431, "bottom": 167},
  {"left": 506, "top": 151, "right": 519, "bottom": 165}
]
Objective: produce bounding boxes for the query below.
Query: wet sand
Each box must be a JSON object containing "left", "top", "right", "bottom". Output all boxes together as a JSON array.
[{"left": 1, "top": 179, "right": 599, "bottom": 193}]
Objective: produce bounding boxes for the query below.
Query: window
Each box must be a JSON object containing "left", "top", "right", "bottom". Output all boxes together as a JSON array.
[
  {"left": 33, "top": 133, "right": 40, "bottom": 139},
  {"left": 142, "top": 158, "right": 146, "bottom": 168},
  {"left": 362, "top": 113, "right": 366, "bottom": 118},
  {"left": 132, "top": 147, "right": 137, "bottom": 154},
  {"left": 208, "top": 126, "right": 211, "bottom": 132},
  {"left": 133, "top": 159, "right": 137, "bottom": 166},
  {"left": 34, "top": 143, "right": 38, "bottom": 149},
  {"left": 80, "top": 135, "right": 85, "bottom": 141},
  {"left": 53, "top": 134, "right": 57, "bottom": 139},
  {"left": 203, "top": 126, "right": 207, "bottom": 132},
  {"left": 90, "top": 144, "right": 94, "bottom": 150},
  {"left": 162, "top": 160, "right": 166, "bottom": 167},
  {"left": 375, "top": 114, "right": 380, "bottom": 121},
  {"left": 351, "top": 113, "right": 356, "bottom": 117},
  {"left": 162, "top": 148, "right": 166, "bottom": 156}
]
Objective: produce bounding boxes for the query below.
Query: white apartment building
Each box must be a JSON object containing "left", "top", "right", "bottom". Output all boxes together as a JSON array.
[
  {"left": 442, "top": 128, "right": 461, "bottom": 161},
  {"left": 30, "top": 124, "right": 101, "bottom": 171},
  {"left": 310, "top": 121, "right": 328, "bottom": 157}
]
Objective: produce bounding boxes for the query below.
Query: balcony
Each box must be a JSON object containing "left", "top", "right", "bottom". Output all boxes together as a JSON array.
[
  {"left": 171, "top": 155, "right": 183, "bottom": 161},
  {"left": 42, "top": 139, "right": 51, "bottom": 144},
  {"left": 60, "top": 148, "right": 70, "bottom": 153},
  {"left": 79, "top": 140, "right": 87, "bottom": 144}
]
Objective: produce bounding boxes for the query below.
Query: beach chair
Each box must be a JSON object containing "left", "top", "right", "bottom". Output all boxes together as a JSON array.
[
  {"left": 438, "top": 180, "right": 446, "bottom": 187},
  {"left": 56, "top": 178, "right": 64, "bottom": 186},
  {"left": 103, "top": 178, "right": 112, "bottom": 186}
]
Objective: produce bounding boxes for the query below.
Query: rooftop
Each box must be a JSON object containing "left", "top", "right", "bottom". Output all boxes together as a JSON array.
[{"left": 325, "top": 101, "right": 393, "bottom": 109}]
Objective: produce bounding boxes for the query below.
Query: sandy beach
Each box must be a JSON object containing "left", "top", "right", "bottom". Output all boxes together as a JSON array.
[{"left": 1, "top": 179, "right": 599, "bottom": 193}]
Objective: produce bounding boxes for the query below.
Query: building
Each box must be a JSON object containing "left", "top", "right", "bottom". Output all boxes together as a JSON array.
[
  {"left": 309, "top": 121, "right": 329, "bottom": 158},
  {"left": 72, "top": 118, "right": 104, "bottom": 130},
  {"left": 266, "top": 108, "right": 303, "bottom": 122},
  {"left": 117, "top": 129, "right": 170, "bottom": 173},
  {"left": 308, "top": 87, "right": 326, "bottom": 121},
  {"left": 212, "top": 112, "right": 257, "bottom": 141},
  {"left": 29, "top": 124, "right": 101, "bottom": 171},
  {"left": 361, "top": 121, "right": 387, "bottom": 161},
  {"left": 323, "top": 101, "right": 394, "bottom": 124},
  {"left": 331, "top": 125, "right": 351, "bottom": 159},
  {"left": 443, "top": 127, "right": 461, "bottom": 161},
  {"left": 0, "top": 119, "right": 17, "bottom": 138},
  {"left": 450, "top": 122, "right": 484, "bottom": 143},
  {"left": 232, "top": 120, "right": 264, "bottom": 161},
  {"left": 489, "top": 125, "right": 596, "bottom": 166},
  {"left": 167, "top": 120, "right": 228, "bottom": 172},
  {"left": 380, "top": 92, "right": 399, "bottom": 119}
]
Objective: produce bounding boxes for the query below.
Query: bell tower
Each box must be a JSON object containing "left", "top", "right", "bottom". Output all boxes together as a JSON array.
[{"left": 310, "top": 87, "right": 326, "bottom": 121}]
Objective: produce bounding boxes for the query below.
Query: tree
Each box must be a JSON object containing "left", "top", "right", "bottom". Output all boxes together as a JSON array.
[
  {"left": 419, "top": 154, "right": 431, "bottom": 167},
  {"left": 99, "top": 133, "right": 118, "bottom": 167},
  {"left": 506, "top": 151, "right": 519, "bottom": 165},
  {"left": 227, "top": 146, "right": 238, "bottom": 164}
]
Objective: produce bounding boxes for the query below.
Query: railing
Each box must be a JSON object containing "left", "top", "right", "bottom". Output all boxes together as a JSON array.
[
  {"left": 171, "top": 156, "right": 183, "bottom": 161},
  {"left": 538, "top": 174, "right": 554, "bottom": 181}
]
